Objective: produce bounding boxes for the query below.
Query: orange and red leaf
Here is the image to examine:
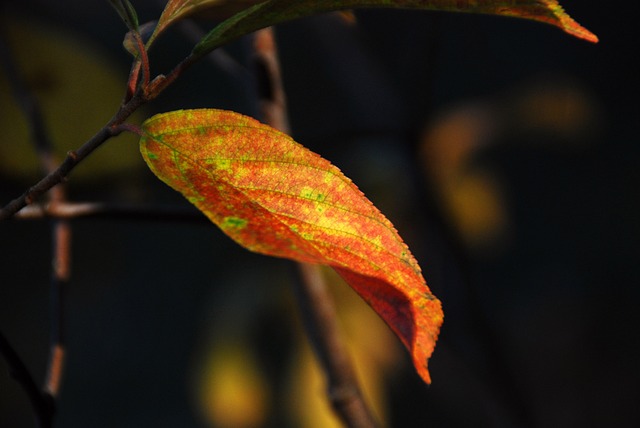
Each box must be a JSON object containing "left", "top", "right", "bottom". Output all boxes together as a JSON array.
[{"left": 140, "top": 109, "right": 443, "bottom": 383}]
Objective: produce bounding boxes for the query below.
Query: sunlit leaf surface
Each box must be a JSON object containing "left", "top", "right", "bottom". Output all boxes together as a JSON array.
[{"left": 140, "top": 109, "right": 443, "bottom": 383}]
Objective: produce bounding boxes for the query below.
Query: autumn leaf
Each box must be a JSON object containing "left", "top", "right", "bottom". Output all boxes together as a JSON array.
[
  {"left": 139, "top": 109, "right": 443, "bottom": 384},
  {"left": 192, "top": 0, "right": 597, "bottom": 57}
]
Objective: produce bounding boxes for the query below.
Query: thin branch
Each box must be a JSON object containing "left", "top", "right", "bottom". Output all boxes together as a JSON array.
[
  {"left": 253, "top": 27, "right": 378, "bottom": 427},
  {"left": 14, "top": 201, "right": 207, "bottom": 223},
  {"left": 0, "top": 95, "right": 143, "bottom": 221}
]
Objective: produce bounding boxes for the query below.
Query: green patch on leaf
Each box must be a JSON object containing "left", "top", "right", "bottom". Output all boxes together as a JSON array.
[{"left": 222, "top": 216, "right": 248, "bottom": 229}]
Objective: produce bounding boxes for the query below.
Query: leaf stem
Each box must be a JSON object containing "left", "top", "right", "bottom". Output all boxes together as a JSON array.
[{"left": 134, "top": 30, "right": 151, "bottom": 90}]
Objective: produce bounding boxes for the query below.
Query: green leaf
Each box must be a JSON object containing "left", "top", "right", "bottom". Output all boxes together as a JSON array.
[
  {"left": 139, "top": 109, "right": 443, "bottom": 384},
  {"left": 193, "top": 0, "right": 597, "bottom": 57}
]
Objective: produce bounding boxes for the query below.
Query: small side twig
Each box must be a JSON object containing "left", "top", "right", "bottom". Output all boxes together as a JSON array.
[
  {"left": 0, "top": 96, "right": 143, "bottom": 221},
  {"left": 124, "top": 31, "right": 149, "bottom": 101},
  {"left": 253, "top": 27, "right": 378, "bottom": 428}
]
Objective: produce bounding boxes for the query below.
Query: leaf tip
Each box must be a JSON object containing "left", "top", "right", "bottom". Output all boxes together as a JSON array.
[
  {"left": 560, "top": 17, "right": 598, "bottom": 43},
  {"left": 552, "top": 3, "right": 599, "bottom": 43},
  {"left": 413, "top": 297, "right": 444, "bottom": 385}
]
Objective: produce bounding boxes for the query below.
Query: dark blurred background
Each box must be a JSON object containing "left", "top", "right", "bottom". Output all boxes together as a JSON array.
[{"left": 1, "top": 1, "right": 638, "bottom": 427}]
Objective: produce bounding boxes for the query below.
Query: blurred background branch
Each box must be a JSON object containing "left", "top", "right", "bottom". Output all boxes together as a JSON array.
[
  {"left": 0, "top": 18, "right": 65, "bottom": 427},
  {"left": 253, "top": 26, "right": 379, "bottom": 427}
]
